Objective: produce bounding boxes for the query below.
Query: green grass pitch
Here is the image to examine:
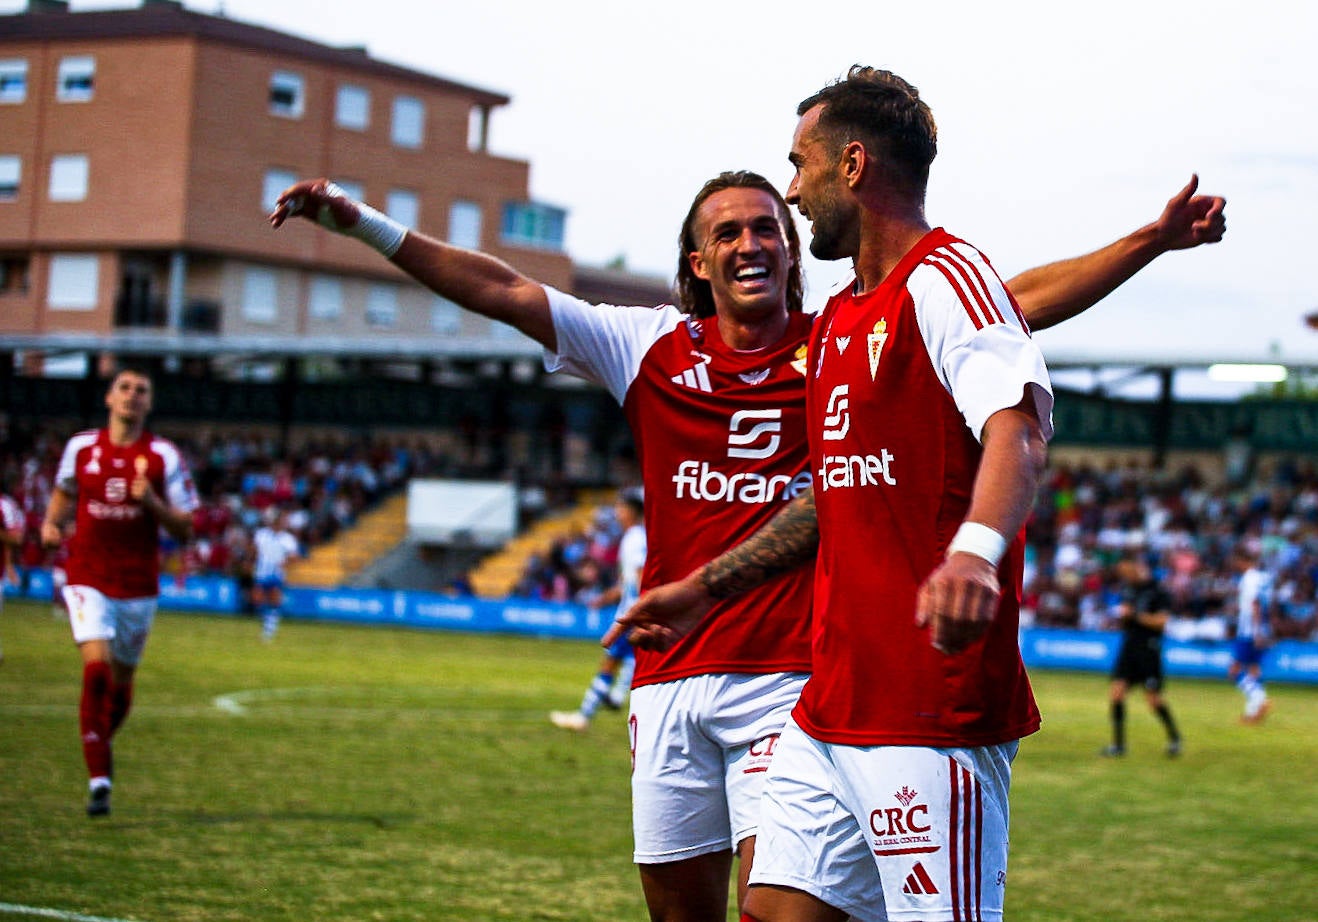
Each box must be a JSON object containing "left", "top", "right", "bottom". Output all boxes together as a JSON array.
[{"left": 0, "top": 599, "right": 1314, "bottom": 921}]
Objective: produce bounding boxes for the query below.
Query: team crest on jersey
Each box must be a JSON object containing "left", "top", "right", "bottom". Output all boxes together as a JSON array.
[
  {"left": 790, "top": 345, "right": 808, "bottom": 376},
  {"left": 738, "top": 368, "right": 771, "bottom": 386},
  {"left": 867, "top": 320, "right": 889, "bottom": 381}
]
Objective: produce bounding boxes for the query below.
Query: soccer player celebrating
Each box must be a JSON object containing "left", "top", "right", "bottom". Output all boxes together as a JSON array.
[
  {"left": 42, "top": 368, "right": 198, "bottom": 817},
  {"left": 271, "top": 164, "right": 1223, "bottom": 918},
  {"left": 612, "top": 67, "right": 1225, "bottom": 922}
]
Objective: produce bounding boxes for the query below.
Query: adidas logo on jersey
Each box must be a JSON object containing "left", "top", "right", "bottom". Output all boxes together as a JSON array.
[
  {"left": 902, "top": 862, "right": 939, "bottom": 895},
  {"left": 671, "top": 362, "right": 712, "bottom": 393}
]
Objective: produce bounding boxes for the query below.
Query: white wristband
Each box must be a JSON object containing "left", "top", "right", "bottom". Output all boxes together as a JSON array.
[
  {"left": 317, "top": 182, "right": 407, "bottom": 257},
  {"left": 947, "top": 522, "right": 1007, "bottom": 567}
]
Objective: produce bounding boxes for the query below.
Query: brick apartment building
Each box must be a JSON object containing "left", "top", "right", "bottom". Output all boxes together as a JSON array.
[{"left": 0, "top": 0, "right": 669, "bottom": 376}]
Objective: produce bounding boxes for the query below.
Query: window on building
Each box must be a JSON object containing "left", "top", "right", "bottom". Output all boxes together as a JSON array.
[
  {"left": 242, "top": 267, "right": 279, "bottom": 324},
  {"left": 0, "top": 59, "right": 28, "bottom": 104},
  {"left": 56, "top": 56, "right": 95, "bottom": 102},
  {"left": 501, "top": 201, "right": 566, "bottom": 251},
  {"left": 391, "top": 95, "right": 424, "bottom": 148},
  {"left": 48, "top": 254, "right": 99, "bottom": 310},
  {"left": 430, "top": 295, "right": 461, "bottom": 334},
  {"left": 335, "top": 84, "right": 370, "bottom": 130},
  {"left": 385, "top": 189, "right": 419, "bottom": 229},
  {"left": 0, "top": 155, "right": 19, "bottom": 200},
  {"left": 308, "top": 275, "right": 343, "bottom": 320},
  {"left": 448, "top": 201, "right": 482, "bottom": 249},
  {"left": 269, "top": 70, "right": 305, "bottom": 118},
  {"left": 262, "top": 168, "right": 297, "bottom": 213},
  {"left": 0, "top": 255, "right": 31, "bottom": 294},
  {"left": 48, "top": 154, "right": 89, "bottom": 202},
  {"left": 467, "top": 106, "right": 486, "bottom": 152},
  {"left": 366, "top": 283, "right": 398, "bottom": 328}
]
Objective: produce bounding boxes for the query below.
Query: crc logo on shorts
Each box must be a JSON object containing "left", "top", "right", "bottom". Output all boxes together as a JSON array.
[
  {"left": 822, "top": 385, "right": 849, "bottom": 441},
  {"left": 871, "top": 787, "right": 936, "bottom": 857},
  {"left": 727, "top": 409, "right": 781, "bottom": 459},
  {"left": 743, "top": 733, "right": 778, "bottom": 776}
]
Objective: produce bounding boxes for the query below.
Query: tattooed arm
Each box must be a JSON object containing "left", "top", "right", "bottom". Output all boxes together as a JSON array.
[{"left": 602, "top": 489, "right": 819, "bottom": 651}]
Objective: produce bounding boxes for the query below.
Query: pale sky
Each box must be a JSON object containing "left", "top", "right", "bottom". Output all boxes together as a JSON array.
[{"left": 8, "top": 0, "right": 1318, "bottom": 395}]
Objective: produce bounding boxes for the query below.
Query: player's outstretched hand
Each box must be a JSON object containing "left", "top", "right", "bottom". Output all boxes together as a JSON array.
[
  {"left": 268, "top": 178, "right": 362, "bottom": 233},
  {"left": 914, "top": 553, "right": 1002, "bottom": 655},
  {"left": 1154, "top": 174, "right": 1226, "bottom": 251},
  {"left": 602, "top": 572, "right": 715, "bottom": 652}
]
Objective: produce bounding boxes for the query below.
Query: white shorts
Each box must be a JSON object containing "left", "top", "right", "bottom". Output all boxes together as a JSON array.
[
  {"left": 63, "top": 585, "right": 157, "bottom": 666},
  {"left": 749, "top": 717, "right": 1018, "bottom": 922},
  {"left": 629, "top": 671, "right": 807, "bottom": 864}
]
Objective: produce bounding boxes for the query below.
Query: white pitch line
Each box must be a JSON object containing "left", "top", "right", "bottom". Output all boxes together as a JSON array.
[{"left": 0, "top": 903, "right": 145, "bottom": 922}]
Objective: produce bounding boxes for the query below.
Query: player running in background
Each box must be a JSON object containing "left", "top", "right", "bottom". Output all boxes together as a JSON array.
[
  {"left": 271, "top": 164, "right": 1223, "bottom": 919},
  {"left": 1102, "top": 554, "right": 1183, "bottom": 757},
  {"left": 552, "top": 488, "right": 645, "bottom": 731},
  {"left": 252, "top": 508, "right": 302, "bottom": 642},
  {"left": 0, "top": 480, "right": 23, "bottom": 664},
  {"left": 41, "top": 368, "right": 198, "bottom": 817},
  {"left": 1229, "top": 545, "right": 1274, "bottom": 723}
]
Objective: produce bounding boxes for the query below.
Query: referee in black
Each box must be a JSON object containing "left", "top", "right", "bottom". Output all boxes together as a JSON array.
[{"left": 1102, "top": 554, "right": 1183, "bottom": 757}]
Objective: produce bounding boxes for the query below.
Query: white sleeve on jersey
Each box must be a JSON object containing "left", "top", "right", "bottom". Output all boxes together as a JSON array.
[
  {"left": 54, "top": 431, "right": 98, "bottom": 496},
  {"left": 152, "top": 438, "right": 201, "bottom": 513},
  {"left": 910, "top": 243, "right": 1054, "bottom": 443},
  {"left": 0, "top": 495, "right": 21, "bottom": 531},
  {"left": 540, "top": 285, "right": 685, "bottom": 405}
]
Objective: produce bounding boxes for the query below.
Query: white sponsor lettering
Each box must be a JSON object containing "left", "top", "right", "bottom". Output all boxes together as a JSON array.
[
  {"left": 672, "top": 461, "right": 811, "bottom": 504},
  {"left": 822, "top": 385, "right": 850, "bottom": 440},
  {"left": 816, "top": 450, "right": 897, "bottom": 492},
  {"left": 87, "top": 499, "right": 143, "bottom": 521},
  {"left": 728, "top": 409, "right": 782, "bottom": 459}
]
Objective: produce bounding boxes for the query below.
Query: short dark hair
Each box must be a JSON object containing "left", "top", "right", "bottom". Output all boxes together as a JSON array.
[
  {"left": 675, "top": 171, "right": 804, "bottom": 318},
  {"left": 618, "top": 488, "right": 644, "bottom": 519},
  {"left": 797, "top": 66, "right": 937, "bottom": 192}
]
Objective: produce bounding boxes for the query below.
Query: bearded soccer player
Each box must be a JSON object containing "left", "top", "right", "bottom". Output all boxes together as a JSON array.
[
  {"left": 613, "top": 67, "right": 1227, "bottom": 922},
  {"left": 42, "top": 368, "right": 198, "bottom": 817},
  {"left": 271, "top": 164, "right": 1222, "bottom": 919}
]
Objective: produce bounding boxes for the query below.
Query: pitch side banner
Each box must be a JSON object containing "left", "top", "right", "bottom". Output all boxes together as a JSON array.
[{"left": 12, "top": 572, "right": 1317, "bottom": 684}]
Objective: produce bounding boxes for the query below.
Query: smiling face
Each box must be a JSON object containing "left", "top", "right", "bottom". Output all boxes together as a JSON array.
[
  {"left": 786, "top": 104, "right": 858, "bottom": 262},
  {"left": 686, "top": 186, "right": 794, "bottom": 321}
]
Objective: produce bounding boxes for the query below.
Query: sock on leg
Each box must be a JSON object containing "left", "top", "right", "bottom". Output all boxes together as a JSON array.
[
  {"left": 1110, "top": 700, "right": 1126, "bottom": 750},
  {"left": 1155, "top": 703, "right": 1179, "bottom": 742},
  {"left": 608, "top": 657, "right": 636, "bottom": 708},
  {"left": 80, "top": 661, "right": 114, "bottom": 781},
  {"left": 579, "top": 674, "right": 612, "bottom": 719}
]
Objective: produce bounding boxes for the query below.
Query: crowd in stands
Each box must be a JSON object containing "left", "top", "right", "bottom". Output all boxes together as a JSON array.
[
  {"left": 516, "top": 456, "right": 1318, "bottom": 642},
  {"left": 5, "top": 418, "right": 1316, "bottom": 643},
  {"left": 1023, "top": 456, "right": 1318, "bottom": 641}
]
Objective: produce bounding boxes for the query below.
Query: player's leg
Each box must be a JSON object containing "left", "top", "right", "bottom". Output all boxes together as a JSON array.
[
  {"left": 638, "top": 852, "right": 735, "bottom": 922},
  {"left": 631, "top": 676, "right": 741, "bottom": 920},
  {"left": 745, "top": 718, "right": 885, "bottom": 922},
  {"left": 607, "top": 645, "right": 636, "bottom": 710},
  {"left": 104, "top": 596, "right": 155, "bottom": 740},
  {"left": 1242, "top": 663, "right": 1271, "bottom": 722},
  {"left": 717, "top": 677, "right": 809, "bottom": 911},
  {"left": 1103, "top": 678, "right": 1130, "bottom": 756},
  {"left": 65, "top": 585, "right": 116, "bottom": 814},
  {"left": 1143, "top": 675, "right": 1180, "bottom": 755}
]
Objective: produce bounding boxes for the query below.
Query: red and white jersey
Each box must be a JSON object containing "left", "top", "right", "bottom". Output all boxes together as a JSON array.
[
  {"left": 796, "top": 228, "right": 1053, "bottom": 747},
  {"left": 0, "top": 493, "right": 21, "bottom": 573},
  {"left": 545, "top": 286, "right": 815, "bottom": 687},
  {"left": 54, "top": 428, "right": 200, "bottom": 599}
]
